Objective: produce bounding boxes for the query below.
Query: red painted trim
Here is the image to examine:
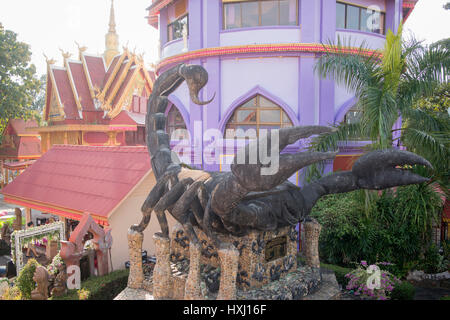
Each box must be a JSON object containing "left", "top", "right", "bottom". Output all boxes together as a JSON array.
[
  {"left": 156, "top": 43, "right": 381, "bottom": 74},
  {"left": 3, "top": 196, "right": 109, "bottom": 226}
]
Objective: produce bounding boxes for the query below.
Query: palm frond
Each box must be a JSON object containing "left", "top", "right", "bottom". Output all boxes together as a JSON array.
[{"left": 315, "top": 38, "right": 380, "bottom": 95}]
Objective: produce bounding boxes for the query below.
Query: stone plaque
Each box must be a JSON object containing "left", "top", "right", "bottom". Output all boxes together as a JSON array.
[{"left": 265, "top": 236, "right": 287, "bottom": 262}]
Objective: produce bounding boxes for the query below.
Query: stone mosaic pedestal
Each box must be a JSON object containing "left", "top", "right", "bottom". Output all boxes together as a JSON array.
[
  {"left": 152, "top": 233, "right": 173, "bottom": 299},
  {"left": 124, "top": 220, "right": 324, "bottom": 300},
  {"left": 127, "top": 228, "right": 144, "bottom": 289}
]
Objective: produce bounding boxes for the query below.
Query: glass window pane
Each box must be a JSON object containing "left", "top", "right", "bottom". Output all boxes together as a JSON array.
[
  {"left": 261, "top": 1, "right": 279, "bottom": 26},
  {"left": 344, "top": 110, "right": 361, "bottom": 124},
  {"left": 282, "top": 111, "right": 292, "bottom": 124},
  {"left": 336, "top": 3, "right": 346, "bottom": 29},
  {"left": 279, "top": 0, "right": 297, "bottom": 25},
  {"left": 360, "top": 8, "right": 371, "bottom": 32},
  {"left": 241, "top": 97, "right": 257, "bottom": 108},
  {"left": 346, "top": 5, "right": 360, "bottom": 30},
  {"left": 224, "top": 3, "right": 241, "bottom": 29},
  {"left": 234, "top": 125, "right": 258, "bottom": 139},
  {"left": 260, "top": 109, "right": 281, "bottom": 123},
  {"left": 241, "top": 1, "right": 259, "bottom": 28},
  {"left": 259, "top": 96, "right": 277, "bottom": 107},
  {"left": 371, "top": 11, "right": 384, "bottom": 34},
  {"left": 236, "top": 110, "right": 256, "bottom": 122}
]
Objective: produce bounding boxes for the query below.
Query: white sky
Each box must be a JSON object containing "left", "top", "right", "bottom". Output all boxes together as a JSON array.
[{"left": 0, "top": 0, "right": 449, "bottom": 77}]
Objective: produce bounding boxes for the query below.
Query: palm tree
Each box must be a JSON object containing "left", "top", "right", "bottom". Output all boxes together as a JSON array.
[{"left": 311, "top": 24, "right": 450, "bottom": 192}]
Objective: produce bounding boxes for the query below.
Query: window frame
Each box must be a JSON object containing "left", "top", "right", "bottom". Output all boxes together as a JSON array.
[
  {"left": 222, "top": 0, "right": 299, "bottom": 30},
  {"left": 225, "top": 95, "right": 293, "bottom": 138},
  {"left": 336, "top": 1, "right": 386, "bottom": 35},
  {"left": 166, "top": 105, "right": 188, "bottom": 140},
  {"left": 167, "top": 13, "right": 189, "bottom": 42}
]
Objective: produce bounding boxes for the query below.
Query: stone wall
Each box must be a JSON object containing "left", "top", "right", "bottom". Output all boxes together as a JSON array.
[{"left": 170, "top": 223, "right": 298, "bottom": 291}]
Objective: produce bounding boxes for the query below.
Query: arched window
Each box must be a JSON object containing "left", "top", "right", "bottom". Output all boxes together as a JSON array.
[
  {"left": 343, "top": 106, "right": 362, "bottom": 124},
  {"left": 225, "top": 95, "right": 293, "bottom": 138},
  {"left": 166, "top": 105, "right": 189, "bottom": 140}
]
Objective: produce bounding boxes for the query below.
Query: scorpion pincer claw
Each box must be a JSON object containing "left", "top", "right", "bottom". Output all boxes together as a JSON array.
[{"left": 352, "top": 149, "right": 432, "bottom": 190}]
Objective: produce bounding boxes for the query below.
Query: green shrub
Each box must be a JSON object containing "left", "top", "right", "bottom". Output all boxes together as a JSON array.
[
  {"left": 391, "top": 281, "right": 416, "bottom": 300},
  {"left": 310, "top": 184, "right": 442, "bottom": 278},
  {"left": 52, "top": 269, "right": 129, "bottom": 300},
  {"left": 418, "top": 244, "right": 446, "bottom": 274},
  {"left": 16, "top": 259, "right": 40, "bottom": 300},
  {"left": 440, "top": 295, "right": 450, "bottom": 301}
]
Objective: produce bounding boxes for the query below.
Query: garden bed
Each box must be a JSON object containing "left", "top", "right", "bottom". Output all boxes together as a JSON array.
[{"left": 51, "top": 269, "right": 129, "bottom": 300}]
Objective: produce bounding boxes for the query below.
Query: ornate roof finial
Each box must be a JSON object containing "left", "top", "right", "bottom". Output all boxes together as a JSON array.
[
  {"left": 109, "top": 0, "right": 117, "bottom": 33},
  {"left": 105, "top": 0, "right": 120, "bottom": 67},
  {"left": 59, "top": 48, "right": 72, "bottom": 62},
  {"left": 43, "top": 53, "right": 56, "bottom": 66}
]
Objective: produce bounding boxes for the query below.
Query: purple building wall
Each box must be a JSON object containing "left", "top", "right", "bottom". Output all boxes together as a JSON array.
[{"left": 151, "top": 0, "right": 404, "bottom": 183}]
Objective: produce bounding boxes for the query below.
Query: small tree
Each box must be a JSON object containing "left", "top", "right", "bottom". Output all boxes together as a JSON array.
[{"left": 0, "top": 23, "right": 42, "bottom": 136}]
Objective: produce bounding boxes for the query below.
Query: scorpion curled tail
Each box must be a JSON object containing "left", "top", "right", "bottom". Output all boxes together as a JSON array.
[
  {"left": 131, "top": 64, "right": 214, "bottom": 234},
  {"left": 146, "top": 64, "right": 213, "bottom": 179}
]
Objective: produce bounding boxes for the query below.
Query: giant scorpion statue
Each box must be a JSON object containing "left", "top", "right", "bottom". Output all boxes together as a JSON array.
[{"left": 131, "top": 64, "right": 431, "bottom": 251}]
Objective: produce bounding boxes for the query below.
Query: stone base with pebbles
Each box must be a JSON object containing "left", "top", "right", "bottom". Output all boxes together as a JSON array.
[{"left": 125, "top": 219, "right": 323, "bottom": 300}]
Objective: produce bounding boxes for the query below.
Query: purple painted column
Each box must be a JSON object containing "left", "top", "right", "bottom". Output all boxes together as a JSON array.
[
  {"left": 188, "top": 0, "right": 203, "bottom": 50},
  {"left": 319, "top": 0, "right": 335, "bottom": 127},
  {"left": 187, "top": 1, "right": 204, "bottom": 167},
  {"left": 392, "top": 116, "right": 402, "bottom": 148},
  {"left": 298, "top": 56, "right": 316, "bottom": 126},
  {"left": 320, "top": 0, "right": 336, "bottom": 175},
  {"left": 300, "top": 0, "right": 317, "bottom": 43},
  {"left": 385, "top": 0, "right": 396, "bottom": 34},
  {"left": 203, "top": 0, "right": 221, "bottom": 171},
  {"left": 189, "top": 58, "right": 204, "bottom": 169},
  {"left": 299, "top": 0, "right": 318, "bottom": 126},
  {"left": 159, "top": 7, "right": 168, "bottom": 46}
]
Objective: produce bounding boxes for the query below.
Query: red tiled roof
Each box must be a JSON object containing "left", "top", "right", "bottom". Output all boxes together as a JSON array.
[
  {"left": 52, "top": 68, "right": 80, "bottom": 120},
  {"left": 0, "top": 120, "right": 41, "bottom": 159},
  {"left": 44, "top": 51, "right": 153, "bottom": 126},
  {"left": 8, "top": 119, "right": 39, "bottom": 135},
  {"left": 2, "top": 145, "right": 151, "bottom": 222},
  {"left": 68, "top": 61, "right": 95, "bottom": 111},
  {"left": 103, "top": 55, "right": 122, "bottom": 87},
  {"left": 111, "top": 110, "right": 145, "bottom": 126},
  {"left": 84, "top": 55, "right": 106, "bottom": 90},
  {"left": 3, "top": 160, "right": 35, "bottom": 170}
]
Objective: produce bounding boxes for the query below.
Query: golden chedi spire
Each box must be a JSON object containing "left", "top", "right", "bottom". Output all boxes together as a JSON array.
[{"left": 104, "top": 0, "right": 120, "bottom": 67}]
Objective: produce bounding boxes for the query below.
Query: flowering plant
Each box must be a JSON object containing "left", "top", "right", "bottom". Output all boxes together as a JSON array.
[
  {"left": 345, "top": 261, "right": 400, "bottom": 300},
  {"left": 47, "top": 253, "right": 65, "bottom": 276}
]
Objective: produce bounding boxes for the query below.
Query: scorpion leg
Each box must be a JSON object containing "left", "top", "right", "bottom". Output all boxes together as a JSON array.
[
  {"left": 131, "top": 168, "right": 181, "bottom": 233},
  {"left": 171, "top": 180, "right": 208, "bottom": 246},
  {"left": 131, "top": 179, "right": 168, "bottom": 233},
  {"left": 152, "top": 178, "right": 194, "bottom": 238},
  {"left": 203, "top": 199, "right": 222, "bottom": 249}
]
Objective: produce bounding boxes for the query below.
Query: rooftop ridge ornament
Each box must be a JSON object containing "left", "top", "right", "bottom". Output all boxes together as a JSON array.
[{"left": 109, "top": 0, "right": 117, "bottom": 33}]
